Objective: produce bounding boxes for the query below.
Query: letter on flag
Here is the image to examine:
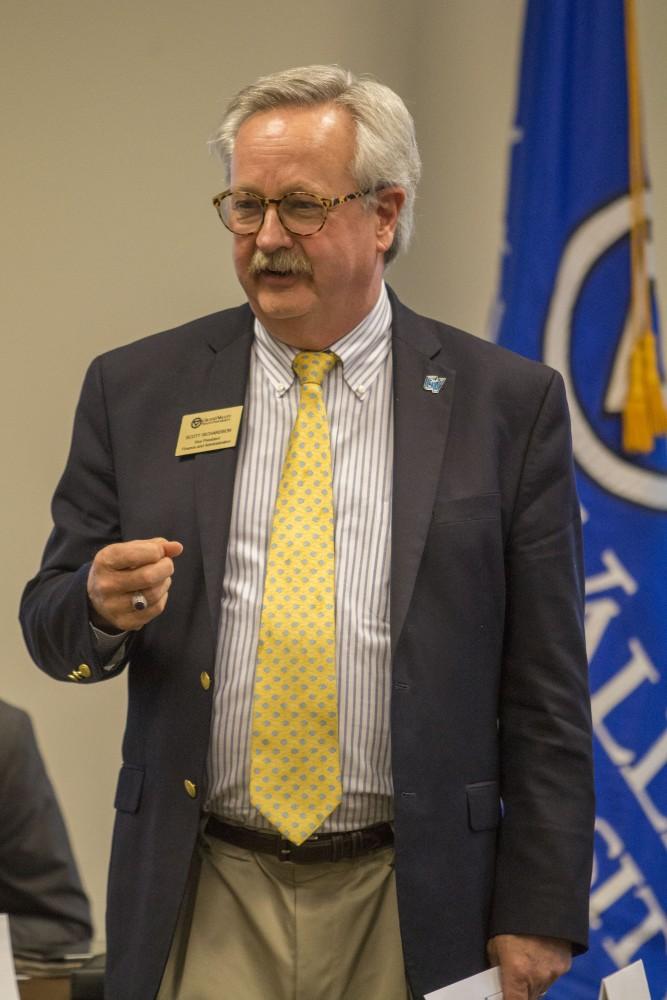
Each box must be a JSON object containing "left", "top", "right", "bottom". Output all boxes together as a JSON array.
[{"left": 493, "top": 1, "right": 667, "bottom": 996}]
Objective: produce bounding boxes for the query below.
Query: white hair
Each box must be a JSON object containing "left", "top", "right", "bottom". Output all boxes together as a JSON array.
[{"left": 209, "top": 64, "right": 421, "bottom": 264}]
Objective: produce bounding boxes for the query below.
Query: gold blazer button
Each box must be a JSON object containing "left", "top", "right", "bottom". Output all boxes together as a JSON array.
[
  {"left": 200, "top": 672, "right": 211, "bottom": 691},
  {"left": 184, "top": 779, "right": 197, "bottom": 799},
  {"left": 78, "top": 663, "right": 92, "bottom": 679}
]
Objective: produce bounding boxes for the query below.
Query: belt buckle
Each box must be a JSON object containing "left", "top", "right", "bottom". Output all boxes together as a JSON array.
[
  {"left": 277, "top": 832, "right": 321, "bottom": 862},
  {"left": 278, "top": 837, "right": 293, "bottom": 862}
]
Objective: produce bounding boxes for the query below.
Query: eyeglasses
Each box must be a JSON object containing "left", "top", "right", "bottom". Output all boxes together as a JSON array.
[{"left": 212, "top": 188, "right": 370, "bottom": 237}]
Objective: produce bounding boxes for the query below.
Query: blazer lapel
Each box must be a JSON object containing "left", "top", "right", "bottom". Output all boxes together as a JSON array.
[
  {"left": 390, "top": 294, "right": 456, "bottom": 656},
  {"left": 193, "top": 309, "right": 254, "bottom": 633}
]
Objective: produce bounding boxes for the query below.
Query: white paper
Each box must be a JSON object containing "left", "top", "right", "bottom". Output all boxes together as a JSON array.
[
  {"left": 425, "top": 965, "right": 502, "bottom": 999},
  {"left": 0, "top": 915, "right": 20, "bottom": 1000},
  {"left": 598, "top": 959, "right": 651, "bottom": 999}
]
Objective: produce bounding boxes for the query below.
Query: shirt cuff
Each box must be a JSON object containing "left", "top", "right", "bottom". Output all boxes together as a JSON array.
[{"left": 89, "top": 623, "right": 129, "bottom": 671}]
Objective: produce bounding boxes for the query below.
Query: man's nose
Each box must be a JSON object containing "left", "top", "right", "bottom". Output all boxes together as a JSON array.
[{"left": 254, "top": 204, "right": 294, "bottom": 252}]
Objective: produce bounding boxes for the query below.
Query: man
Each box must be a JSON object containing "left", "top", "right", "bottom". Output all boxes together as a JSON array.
[
  {"left": 0, "top": 699, "right": 92, "bottom": 959},
  {"left": 20, "top": 65, "right": 594, "bottom": 1000}
]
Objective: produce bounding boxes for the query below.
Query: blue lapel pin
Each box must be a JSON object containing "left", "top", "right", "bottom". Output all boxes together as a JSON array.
[{"left": 423, "top": 374, "right": 447, "bottom": 394}]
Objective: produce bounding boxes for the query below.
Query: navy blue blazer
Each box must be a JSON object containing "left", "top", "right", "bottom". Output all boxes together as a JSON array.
[{"left": 20, "top": 290, "right": 594, "bottom": 999}]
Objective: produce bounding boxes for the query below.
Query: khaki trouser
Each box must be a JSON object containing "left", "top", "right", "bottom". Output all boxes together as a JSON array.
[{"left": 158, "top": 827, "right": 411, "bottom": 1000}]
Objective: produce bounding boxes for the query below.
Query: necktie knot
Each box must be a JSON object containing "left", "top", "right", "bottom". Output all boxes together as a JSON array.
[{"left": 293, "top": 351, "right": 338, "bottom": 387}]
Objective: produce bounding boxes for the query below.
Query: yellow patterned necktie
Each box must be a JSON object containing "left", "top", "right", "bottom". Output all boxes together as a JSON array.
[{"left": 250, "top": 350, "right": 341, "bottom": 845}]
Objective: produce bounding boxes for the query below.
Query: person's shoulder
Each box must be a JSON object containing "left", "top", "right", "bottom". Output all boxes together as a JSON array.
[
  {"left": 95, "top": 302, "right": 254, "bottom": 369},
  {"left": 390, "top": 291, "right": 556, "bottom": 388},
  {"left": 0, "top": 699, "right": 31, "bottom": 740},
  {"left": 0, "top": 700, "right": 35, "bottom": 768}
]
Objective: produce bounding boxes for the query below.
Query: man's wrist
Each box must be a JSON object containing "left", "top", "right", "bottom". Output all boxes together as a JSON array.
[{"left": 87, "top": 598, "right": 124, "bottom": 635}]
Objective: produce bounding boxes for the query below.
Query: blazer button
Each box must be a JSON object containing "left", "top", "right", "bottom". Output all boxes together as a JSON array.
[
  {"left": 67, "top": 671, "right": 81, "bottom": 682},
  {"left": 184, "top": 779, "right": 197, "bottom": 799},
  {"left": 78, "top": 663, "right": 92, "bottom": 679},
  {"left": 200, "top": 671, "right": 211, "bottom": 691}
]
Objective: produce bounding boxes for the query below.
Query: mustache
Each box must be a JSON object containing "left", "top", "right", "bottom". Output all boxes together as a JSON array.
[{"left": 249, "top": 248, "right": 313, "bottom": 277}]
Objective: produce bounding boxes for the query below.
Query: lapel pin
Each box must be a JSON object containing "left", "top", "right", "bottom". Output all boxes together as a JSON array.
[{"left": 423, "top": 374, "right": 447, "bottom": 394}]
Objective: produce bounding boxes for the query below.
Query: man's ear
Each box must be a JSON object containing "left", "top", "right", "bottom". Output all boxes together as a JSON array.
[{"left": 374, "top": 186, "right": 406, "bottom": 254}]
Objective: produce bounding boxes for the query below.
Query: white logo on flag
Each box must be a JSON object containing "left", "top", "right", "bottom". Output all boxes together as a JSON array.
[{"left": 543, "top": 193, "right": 667, "bottom": 510}]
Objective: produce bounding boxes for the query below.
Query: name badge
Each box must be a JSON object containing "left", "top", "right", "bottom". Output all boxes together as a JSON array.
[{"left": 175, "top": 406, "right": 243, "bottom": 456}]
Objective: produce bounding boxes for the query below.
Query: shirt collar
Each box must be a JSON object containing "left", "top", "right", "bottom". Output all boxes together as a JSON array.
[{"left": 253, "top": 282, "right": 392, "bottom": 400}]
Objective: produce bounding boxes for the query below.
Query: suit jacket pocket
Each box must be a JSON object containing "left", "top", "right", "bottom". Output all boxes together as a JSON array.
[
  {"left": 114, "top": 764, "right": 145, "bottom": 814},
  {"left": 432, "top": 492, "right": 500, "bottom": 525},
  {"left": 466, "top": 780, "right": 501, "bottom": 831}
]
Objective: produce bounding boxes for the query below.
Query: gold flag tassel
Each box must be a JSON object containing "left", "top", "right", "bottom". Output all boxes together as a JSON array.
[
  {"left": 621, "top": 0, "right": 667, "bottom": 454},
  {"left": 641, "top": 328, "right": 667, "bottom": 433},
  {"left": 623, "top": 331, "right": 667, "bottom": 453}
]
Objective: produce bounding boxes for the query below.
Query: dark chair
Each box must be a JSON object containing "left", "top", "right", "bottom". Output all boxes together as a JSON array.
[{"left": 70, "top": 954, "right": 105, "bottom": 1000}]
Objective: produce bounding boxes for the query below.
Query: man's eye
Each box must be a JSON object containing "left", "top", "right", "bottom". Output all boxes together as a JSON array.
[
  {"left": 286, "top": 197, "right": 322, "bottom": 216},
  {"left": 233, "top": 199, "right": 259, "bottom": 215}
]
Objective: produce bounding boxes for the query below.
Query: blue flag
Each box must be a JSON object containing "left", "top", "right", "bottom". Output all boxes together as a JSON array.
[{"left": 494, "top": 1, "right": 667, "bottom": 996}]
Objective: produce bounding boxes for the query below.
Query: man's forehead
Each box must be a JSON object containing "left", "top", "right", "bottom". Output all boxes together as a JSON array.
[
  {"left": 235, "top": 103, "right": 353, "bottom": 149},
  {"left": 231, "top": 103, "right": 356, "bottom": 188},
  {"left": 240, "top": 103, "right": 343, "bottom": 138}
]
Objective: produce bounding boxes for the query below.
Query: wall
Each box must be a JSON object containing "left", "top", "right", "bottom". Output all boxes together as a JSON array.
[{"left": 2, "top": 0, "right": 665, "bottom": 950}]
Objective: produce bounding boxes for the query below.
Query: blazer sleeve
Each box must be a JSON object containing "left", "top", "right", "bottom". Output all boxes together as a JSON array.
[
  {"left": 490, "top": 369, "right": 594, "bottom": 951},
  {"left": 20, "top": 355, "right": 135, "bottom": 682}
]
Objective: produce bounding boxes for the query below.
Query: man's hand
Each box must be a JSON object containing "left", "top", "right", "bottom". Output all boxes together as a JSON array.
[
  {"left": 487, "top": 934, "right": 572, "bottom": 999},
  {"left": 87, "top": 537, "right": 184, "bottom": 632}
]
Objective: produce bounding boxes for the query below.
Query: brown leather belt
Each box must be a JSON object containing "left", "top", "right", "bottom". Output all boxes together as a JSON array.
[{"left": 206, "top": 816, "right": 394, "bottom": 863}]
